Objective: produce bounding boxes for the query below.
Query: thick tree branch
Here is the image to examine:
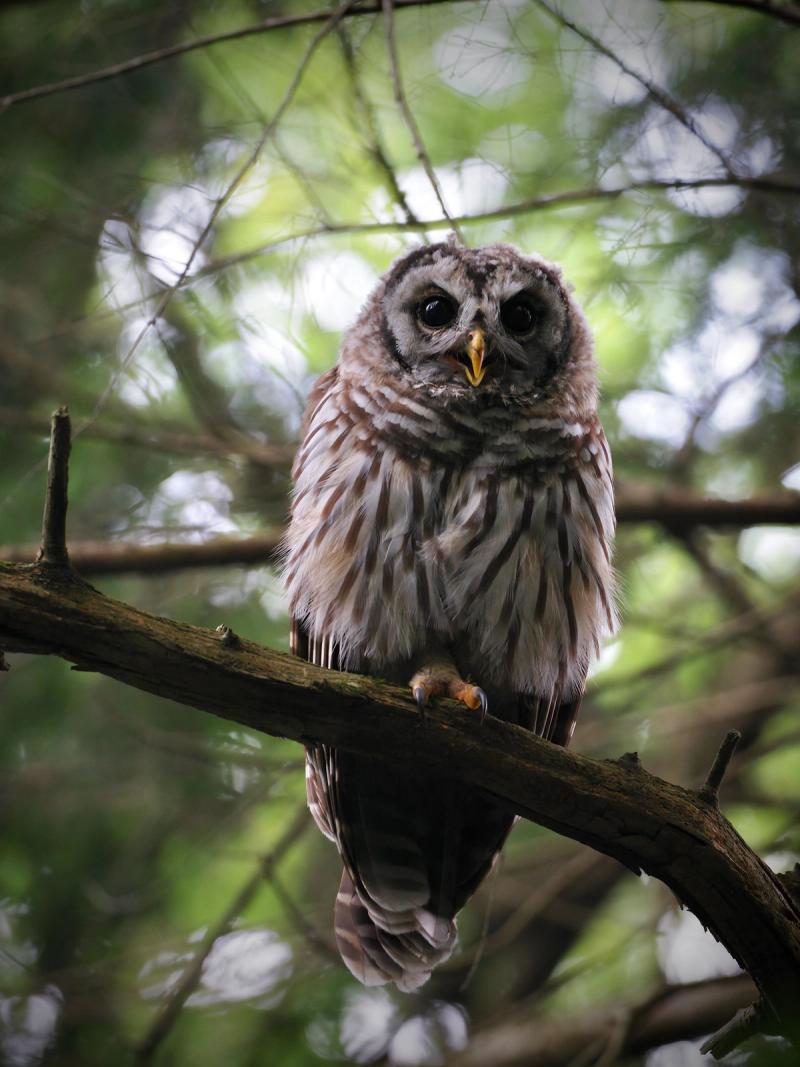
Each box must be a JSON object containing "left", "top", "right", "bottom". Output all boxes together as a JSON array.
[{"left": 1, "top": 562, "right": 800, "bottom": 1047}]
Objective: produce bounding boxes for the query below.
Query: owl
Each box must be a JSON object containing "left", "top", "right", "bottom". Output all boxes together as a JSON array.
[{"left": 283, "top": 241, "right": 616, "bottom": 990}]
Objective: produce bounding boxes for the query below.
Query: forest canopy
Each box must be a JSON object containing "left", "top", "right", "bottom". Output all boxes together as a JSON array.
[{"left": 1, "top": 2, "right": 799, "bottom": 1066}]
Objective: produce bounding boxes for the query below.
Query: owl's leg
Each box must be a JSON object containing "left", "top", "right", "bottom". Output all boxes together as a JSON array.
[{"left": 409, "top": 641, "right": 487, "bottom": 723}]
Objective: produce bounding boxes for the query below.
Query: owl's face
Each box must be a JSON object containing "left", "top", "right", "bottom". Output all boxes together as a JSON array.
[{"left": 375, "top": 243, "right": 577, "bottom": 401}]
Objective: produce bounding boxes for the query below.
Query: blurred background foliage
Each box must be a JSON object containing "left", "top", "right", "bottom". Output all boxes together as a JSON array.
[{"left": 1, "top": 1, "right": 799, "bottom": 1065}]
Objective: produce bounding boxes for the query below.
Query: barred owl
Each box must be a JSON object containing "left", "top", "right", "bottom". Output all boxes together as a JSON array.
[{"left": 284, "top": 241, "right": 616, "bottom": 990}]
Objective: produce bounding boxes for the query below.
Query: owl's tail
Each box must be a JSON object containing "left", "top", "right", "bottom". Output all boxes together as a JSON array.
[
  {"left": 334, "top": 869, "right": 455, "bottom": 992},
  {"left": 319, "top": 748, "right": 516, "bottom": 991}
]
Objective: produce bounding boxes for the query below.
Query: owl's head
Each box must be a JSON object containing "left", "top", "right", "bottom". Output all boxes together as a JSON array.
[{"left": 343, "top": 242, "right": 595, "bottom": 410}]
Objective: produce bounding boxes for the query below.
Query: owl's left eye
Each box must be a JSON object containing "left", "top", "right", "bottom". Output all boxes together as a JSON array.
[
  {"left": 501, "top": 297, "right": 535, "bottom": 334},
  {"left": 418, "top": 296, "right": 456, "bottom": 328}
]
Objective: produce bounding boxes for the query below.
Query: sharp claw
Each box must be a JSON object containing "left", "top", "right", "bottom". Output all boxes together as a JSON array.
[
  {"left": 477, "top": 688, "right": 488, "bottom": 725},
  {"left": 413, "top": 685, "right": 427, "bottom": 721}
]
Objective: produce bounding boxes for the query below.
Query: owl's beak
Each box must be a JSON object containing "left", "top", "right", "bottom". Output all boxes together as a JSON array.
[{"left": 463, "top": 327, "right": 487, "bottom": 387}]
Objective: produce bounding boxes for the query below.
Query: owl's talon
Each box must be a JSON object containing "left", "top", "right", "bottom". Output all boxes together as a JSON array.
[
  {"left": 409, "top": 664, "right": 487, "bottom": 722},
  {"left": 413, "top": 685, "right": 427, "bottom": 720},
  {"left": 450, "top": 680, "right": 488, "bottom": 722},
  {"left": 477, "top": 688, "right": 488, "bottom": 725}
]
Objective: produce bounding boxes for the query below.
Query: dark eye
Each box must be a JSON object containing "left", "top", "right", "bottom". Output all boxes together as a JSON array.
[
  {"left": 501, "top": 298, "right": 535, "bottom": 334},
  {"left": 419, "top": 296, "right": 456, "bottom": 328}
]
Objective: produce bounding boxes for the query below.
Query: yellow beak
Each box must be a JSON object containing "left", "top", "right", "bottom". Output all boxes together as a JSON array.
[{"left": 463, "top": 327, "right": 487, "bottom": 387}]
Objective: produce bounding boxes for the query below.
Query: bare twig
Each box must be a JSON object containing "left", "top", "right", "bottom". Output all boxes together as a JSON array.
[
  {"left": 337, "top": 25, "right": 422, "bottom": 227},
  {"left": 35, "top": 407, "right": 71, "bottom": 566},
  {"left": 268, "top": 869, "right": 339, "bottom": 961},
  {"left": 381, "top": 0, "right": 462, "bottom": 239},
  {"left": 17, "top": 176, "right": 800, "bottom": 352},
  {"left": 699, "top": 730, "right": 741, "bottom": 805},
  {"left": 0, "top": 534, "right": 284, "bottom": 576},
  {"left": 0, "top": 0, "right": 460, "bottom": 112},
  {"left": 73, "top": 0, "right": 356, "bottom": 446},
  {"left": 678, "top": 530, "right": 755, "bottom": 616},
  {"left": 660, "top": 0, "right": 800, "bottom": 28},
  {"left": 534, "top": 0, "right": 737, "bottom": 177},
  {"left": 135, "top": 805, "right": 308, "bottom": 1061},
  {"left": 447, "top": 975, "right": 757, "bottom": 1067},
  {"left": 203, "top": 175, "right": 800, "bottom": 274},
  {"left": 671, "top": 332, "right": 780, "bottom": 473},
  {"left": 700, "top": 999, "right": 772, "bottom": 1059},
  {"left": 0, "top": 405, "right": 294, "bottom": 467}
]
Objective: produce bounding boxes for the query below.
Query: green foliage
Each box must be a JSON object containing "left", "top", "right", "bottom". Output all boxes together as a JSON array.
[{"left": 1, "top": 1, "right": 798, "bottom": 1065}]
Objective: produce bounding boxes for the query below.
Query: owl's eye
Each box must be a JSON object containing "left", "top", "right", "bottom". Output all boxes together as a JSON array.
[
  {"left": 500, "top": 298, "right": 535, "bottom": 334},
  {"left": 418, "top": 296, "right": 456, "bottom": 328}
]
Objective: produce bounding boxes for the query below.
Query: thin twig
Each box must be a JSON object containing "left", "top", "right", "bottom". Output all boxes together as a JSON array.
[
  {"left": 381, "top": 0, "right": 462, "bottom": 240},
  {"left": 0, "top": 405, "right": 294, "bottom": 466},
  {"left": 72, "top": 0, "right": 356, "bottom": 448},
  {"left": 671, "top": 330, "right": 780, "bottom": 473},
  {"left": 700, "top": 999, "right": 771, "bottom": 1058},
  {"left": 0, "top": 533, "right": 285, "bottom": 575},
  {"left": 35, "top": 407, "right": 71, "bottom": 566},
  {"left": 135, "top": 804, "right": 308, "bottom": 1061},
  {"left": 337, "top": 24, "right": 422, "bottom": 227},
  {"left": 202, "top": 174, "right": 800, "bottom": 274},
  {"left": 535, "top": 0, "right": 737, "bottom": 177},
  {"left": 268, "top": 869, "right": 339, "bottom": 960},
  {"left": 20, "top": 174, "right": 800, "bottom": 349},
  {"left": 453, "top": 849, "right": 602, "bottom": 966},
  {"left": 699, "top": 730, "right": 741, "bottom": 805},
  {"left": 0, "top": 0, "right": 460, "bottom": 112}
]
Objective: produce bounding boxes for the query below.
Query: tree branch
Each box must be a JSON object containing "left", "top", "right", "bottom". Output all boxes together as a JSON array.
[
  {"left": 2, "top": 558, "right": 798, "bottom": 1047},
  {"left": 337, "top": 24, "right": 423, "bottom": 228},
  {"left": 2, "top": 416, "right": 800, "bottom": 1054},
  {"left": 200, "top": 175, "right": 800, "bottom": 275},
  {"left": 71, "top": 0, "right": 355, "bottom": 449},
  {"left": 0, "top": 0, "right": 461, "bottom": 112},
  {"left": 0, "top": 405, "right": 295, "bottom": 466},
  {"left": 535, "top": 0, "right": 737, "bottom": 177},
  {"left": 446, "top": 975, "right": 758, "bottom": 1067},
  {"left": 381, "top": 0, "right": 462, "bottom": 240},
  {"left": 134, "top": 805, "right": 309, "bottom": 1062},
  {"left": 2, "top": 485, "right": 796, "bottom": 577}
]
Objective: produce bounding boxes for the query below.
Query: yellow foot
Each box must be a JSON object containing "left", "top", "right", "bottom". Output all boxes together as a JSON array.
[{"left": 409, "top": 667, "right": 488, "bottom": 724}]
